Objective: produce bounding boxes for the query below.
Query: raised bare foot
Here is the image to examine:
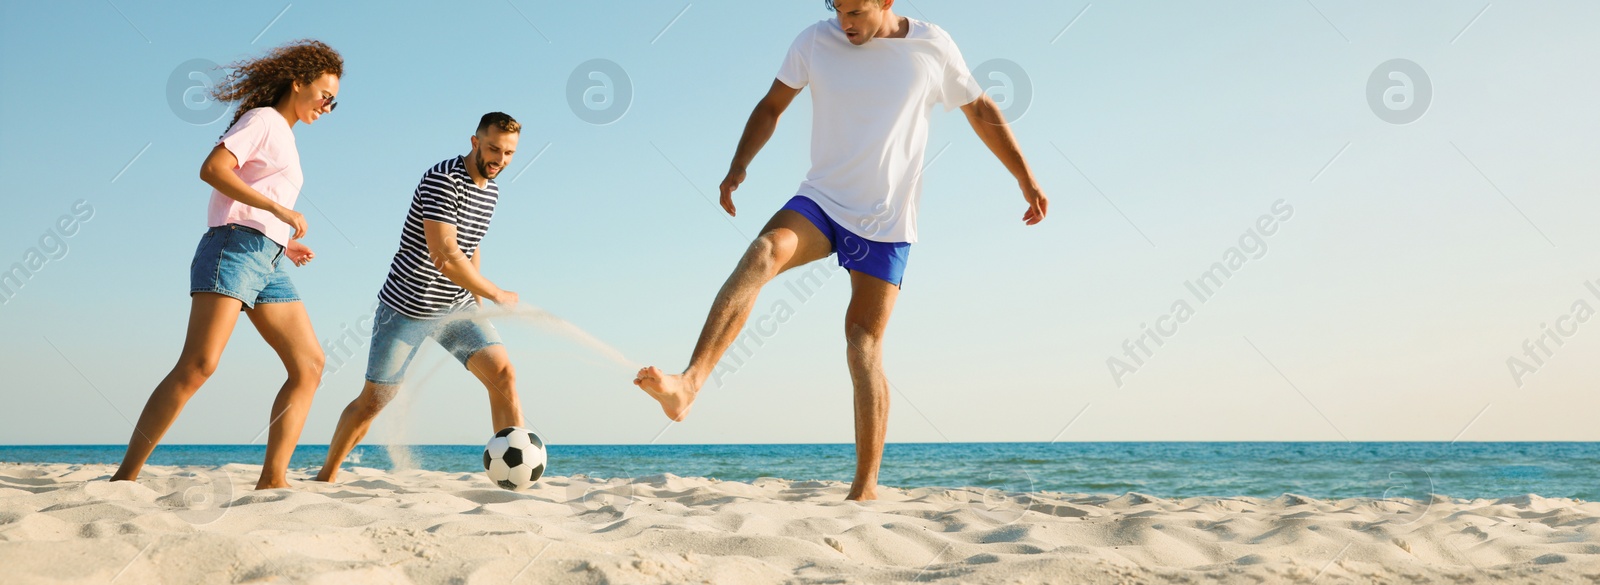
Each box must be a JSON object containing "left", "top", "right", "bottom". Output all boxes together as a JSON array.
[{"left": 634, "top": 366, "right": 699, "bottom": 422}]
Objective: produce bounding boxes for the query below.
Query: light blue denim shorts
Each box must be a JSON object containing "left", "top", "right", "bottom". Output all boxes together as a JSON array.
[
  {"left": 365, "top": 302, "right": 503, "bottom": 385},
  {"left": 189, "top": 224, "right": 299, "bottom": 309}
]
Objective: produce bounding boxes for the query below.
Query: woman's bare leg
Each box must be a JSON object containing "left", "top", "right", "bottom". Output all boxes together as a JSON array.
[
  {"left": 244, "top": 301, "right": 325, "bottom": 489},
  {"left": 112, "top": 293, "right": 244, "bottom": 481}
]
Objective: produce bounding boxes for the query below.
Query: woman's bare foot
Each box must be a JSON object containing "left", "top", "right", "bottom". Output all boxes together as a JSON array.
[
  {"left": 634, "top": 366, "right": 700, "bottom": 422},
  {"left": 255, "top": 478, "right": 290, "bottom": 490},
  {"left": 846, "top": 486, "right": 879, "bottom": 501}
]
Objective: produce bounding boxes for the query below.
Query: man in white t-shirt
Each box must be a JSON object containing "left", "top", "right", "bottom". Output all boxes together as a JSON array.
[{"left": 636, "top": 0, "right": 1048, "bottom": 500}]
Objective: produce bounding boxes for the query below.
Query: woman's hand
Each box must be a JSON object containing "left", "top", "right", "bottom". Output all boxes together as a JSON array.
[
  {"left": 285, "top": 240, "right": 315, "bottom": 267},
  {"left": 274, "top": 206, "right": 309, "bottom": 240}
]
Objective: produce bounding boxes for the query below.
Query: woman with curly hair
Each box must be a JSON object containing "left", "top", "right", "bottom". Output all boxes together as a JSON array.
[{"left": 112, "top": 39, "right": 343, "bottom": 490}]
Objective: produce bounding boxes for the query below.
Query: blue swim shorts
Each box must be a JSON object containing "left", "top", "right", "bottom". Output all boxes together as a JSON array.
[{"left": 780, "top": 195, "right": 911, "bottom": 287}]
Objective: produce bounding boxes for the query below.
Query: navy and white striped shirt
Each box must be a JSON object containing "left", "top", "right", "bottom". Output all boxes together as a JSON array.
[{"left": 378, "top": 156, "right": 499, "bottom": 319}]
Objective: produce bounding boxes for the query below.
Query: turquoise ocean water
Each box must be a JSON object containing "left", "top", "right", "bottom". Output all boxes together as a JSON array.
[{"left": 1, "top": 443, "right": 1591, "bottom": 500}]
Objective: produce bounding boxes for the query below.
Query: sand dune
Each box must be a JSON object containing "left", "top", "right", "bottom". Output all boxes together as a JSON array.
[{"left": 1, "top": 463, "right": 1597, "bottom": 583}]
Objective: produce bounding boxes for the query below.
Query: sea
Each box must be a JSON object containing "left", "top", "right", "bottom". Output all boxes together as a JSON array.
[{"left": 2, "top": 442, "right": 1593, "bottom": 500}]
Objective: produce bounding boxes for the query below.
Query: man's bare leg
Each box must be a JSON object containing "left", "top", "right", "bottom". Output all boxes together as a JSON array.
[
  {"left": 465, "top": 345, "right": 524, "bottom": 431},
  {"left": 314, "top": 381, "right": 399, "bottom": 483},
  {"left": 843, "top": 270, "right": 899, "bottom": 501},
  {"left": 635, "top": 210, "right": 832, "bottom": 420}
]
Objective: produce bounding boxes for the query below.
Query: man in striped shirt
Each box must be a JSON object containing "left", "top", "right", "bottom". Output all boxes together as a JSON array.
[{"left": 315, "top": 113, "right": 524, "bottom": 483}]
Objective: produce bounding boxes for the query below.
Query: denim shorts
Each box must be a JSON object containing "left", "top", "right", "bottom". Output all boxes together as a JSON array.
[
  {"left": 190, "top": 224, "right": 299, "bottom": 309},
  {"left": 365, "top": 302, "right": 504, "bottom": 385},
  {"left": 781, "top": 195, "right": 912, "bottom": 287}
]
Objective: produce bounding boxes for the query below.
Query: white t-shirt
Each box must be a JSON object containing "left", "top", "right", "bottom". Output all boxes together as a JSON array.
[
  {"left": 208, "top": 107, "right": 302, "bottom": 247},
  {"left": 776, "top": 18, "right": 982, "bottom": 244}
]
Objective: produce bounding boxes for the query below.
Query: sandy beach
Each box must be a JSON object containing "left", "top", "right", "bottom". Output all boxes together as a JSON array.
[{"left": 1, "top": 463, "right": 1597, "bottom": 584}]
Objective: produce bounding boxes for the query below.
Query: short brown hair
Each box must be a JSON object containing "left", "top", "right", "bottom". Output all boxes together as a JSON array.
[
  {"left": 825, "top": 0, "right": 882, "bottom": 11},
  {"left": 477, "top": 112, "right": 520, "bottom": 135}
]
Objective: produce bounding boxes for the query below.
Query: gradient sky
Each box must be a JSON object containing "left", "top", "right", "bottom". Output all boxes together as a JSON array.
[{"left": 2, "top": 1, "right": 1598, "bottom": 446}]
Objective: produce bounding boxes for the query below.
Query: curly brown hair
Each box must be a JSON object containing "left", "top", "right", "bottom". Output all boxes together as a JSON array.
[{"left": 211, "top": 39, "right": 344, "bottom": 131}]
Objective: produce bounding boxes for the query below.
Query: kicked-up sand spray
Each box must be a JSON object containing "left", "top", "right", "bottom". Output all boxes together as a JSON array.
[{"left": 375, "top": 302, "right": 639, "bottom": 470}]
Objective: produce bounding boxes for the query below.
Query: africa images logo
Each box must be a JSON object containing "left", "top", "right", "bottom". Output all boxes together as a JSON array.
[
  {"left": 167, "top": 58, "right": 232, "bottom": 126},
  {"left": 0, "top": 200, "right": 96, "bottom": 307},
  {"left": 1367, "top": 59, "right": 1432, "bottom": 125}
]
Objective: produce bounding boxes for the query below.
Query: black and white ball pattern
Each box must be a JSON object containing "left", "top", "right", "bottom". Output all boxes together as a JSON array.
[{"left": 483, "top": 427, "right": 546, "bottom": 491}]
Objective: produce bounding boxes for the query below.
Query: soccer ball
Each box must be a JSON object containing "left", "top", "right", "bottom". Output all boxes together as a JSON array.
[{"left": 483, "top": 427, "right": 547, "bottom": 491}]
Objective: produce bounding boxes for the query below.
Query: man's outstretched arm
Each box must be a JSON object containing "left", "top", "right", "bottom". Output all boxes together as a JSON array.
[
  {"left": 719, "top": 79, "right": 804, "bottom": 217},
  {"left": 425, "top": 220, "right": 517, "bottom": 307},
  {"left": 960, "top": 94, "right": 1049, "bottom": 225}
]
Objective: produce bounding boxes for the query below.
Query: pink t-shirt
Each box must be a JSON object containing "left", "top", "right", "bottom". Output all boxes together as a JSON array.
[{"left": 207, "top": 107, "right": 302, "bottom": 247}]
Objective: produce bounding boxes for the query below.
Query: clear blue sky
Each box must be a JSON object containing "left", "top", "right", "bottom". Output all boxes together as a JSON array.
[{"left": 2, "top": 1, "right": 1598, "bottom": 445}]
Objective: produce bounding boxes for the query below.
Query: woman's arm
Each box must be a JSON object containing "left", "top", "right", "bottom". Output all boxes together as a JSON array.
[{"left": 199, "top": 144, "right": 309, "bottom": 239}]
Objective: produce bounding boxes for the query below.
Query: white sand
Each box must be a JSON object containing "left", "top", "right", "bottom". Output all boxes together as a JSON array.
[{"left": 1, "top": 463, "right": 1597, "bottom": 584}]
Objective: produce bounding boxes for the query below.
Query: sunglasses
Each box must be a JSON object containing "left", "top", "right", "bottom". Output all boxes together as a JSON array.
[{"left": 318, "top": 92, "right": 338, "bottom": 113}]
